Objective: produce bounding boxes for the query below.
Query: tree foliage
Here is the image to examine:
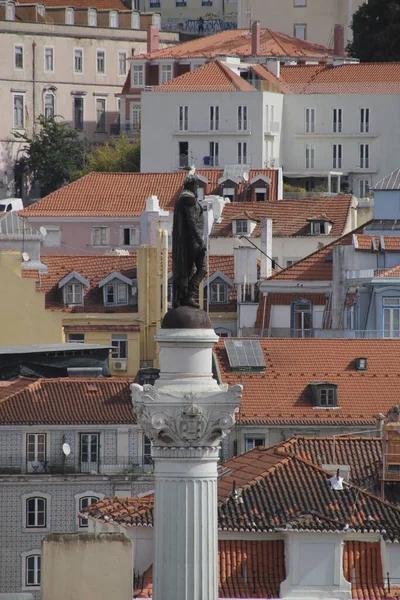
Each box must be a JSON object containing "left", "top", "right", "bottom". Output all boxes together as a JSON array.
[
  {"left": 347, "top": 0, "right": 400, "bottom": 62},
  {"left": 14, "top": 116, "right": 88, "bottom": 196},
  {"left": 82, "top": 134, "right": 140, "bottom": 175}
]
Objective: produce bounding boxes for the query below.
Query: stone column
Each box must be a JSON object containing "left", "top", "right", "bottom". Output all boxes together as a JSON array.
[{"left": 132, "top": 325, "right": 241, "bottom": 600}]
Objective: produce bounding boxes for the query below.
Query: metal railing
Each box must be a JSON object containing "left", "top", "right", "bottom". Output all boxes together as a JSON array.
[
  {"left": 0, "top": 456, "right": 154, "bottom": 476},
  {"left": 347, "top": 268, "right": 400, "bottom": 280}
]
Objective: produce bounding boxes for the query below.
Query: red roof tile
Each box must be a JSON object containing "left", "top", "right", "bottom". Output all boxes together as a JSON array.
[
  {"left": 281, "top": 62, "right": 400, "bottom": 94},
  {"left": 21, "top": 170, "right": 278, "bottom": 218},
  {"left": 249, "top": 63, "right": 293, "bottom": 94},
  {"left": 153, "top": 60, "right": 257, "bottom": 93},
  {"left": 133, "top": 28, "right": 335, "bottom": 61},
  {"left": 214, "top": 338, "right": 400, "bottom": 425},
  {"left": 18, "top": 0, "right": 128, "bottom": 9},
  {"left": 0, "top": 377, "right": 134, "bottom": 425},
  {"left": 354, "top": 234, "right": 400, "bottom": 251},
  {"left": 211, "top": 195, "right": 353, "bottom": 238},
  {"left": 343, "top": 541, "right": 385, "bottom": 600}
]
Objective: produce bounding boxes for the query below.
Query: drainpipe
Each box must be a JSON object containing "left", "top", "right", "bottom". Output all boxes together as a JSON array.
[
  {"left": 161, "top": 229, "right": 168, "bottom": 318},
  {"left": 32, "top": 41, "right": 36, "bottom": 134}
]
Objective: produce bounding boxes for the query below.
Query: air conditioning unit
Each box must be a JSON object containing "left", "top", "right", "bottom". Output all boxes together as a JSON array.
[{"left": 113, "top": 359, "right": 127, "bottom": 371}]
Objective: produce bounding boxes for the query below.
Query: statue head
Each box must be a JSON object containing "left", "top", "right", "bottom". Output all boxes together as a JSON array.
[{"left": 183, "top": 173, "right": 199, "bottom": 195}]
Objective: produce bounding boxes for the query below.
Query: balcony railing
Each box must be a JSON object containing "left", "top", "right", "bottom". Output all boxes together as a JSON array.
[
  {"left": 174, "top": 121, "right": 252, "bottom": 135},
  {"left": 0, "top": 456, "right": 154, "bottom": 476},
  {"left": 238, "top": 327, "right": 399, "bottom": 339},
  {"left": 347, "top": 268, "right": 400, "bottom": 280}
]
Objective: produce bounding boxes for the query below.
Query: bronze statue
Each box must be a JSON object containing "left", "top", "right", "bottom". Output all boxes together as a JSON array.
[{"left": 172, "top": 172, "right": 207, "bottom": 309}]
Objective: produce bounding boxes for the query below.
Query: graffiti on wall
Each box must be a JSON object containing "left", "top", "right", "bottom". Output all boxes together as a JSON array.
[{"left": 162, "top": 16, "right": 237, "bottom": 34}]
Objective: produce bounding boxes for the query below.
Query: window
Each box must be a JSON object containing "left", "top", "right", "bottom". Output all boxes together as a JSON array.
[
  {"left": 79, "top": 496, "right": 99, "bottom": 527},
  {"left": 37, "top": 4, "right": 45, "bottom": 17},
  {"left": 65, "top": 7, "right": 74, "bottom": 24},
  {"left": 305, "top": 108, "right": 315, "bottom": 133},
  {"left": 319, "top": 388, "right": 337, "bottom": 406},
  {"left": 42, "top": 226, "right": 61, "bottom": 247},
  {"left": 111, "top": 334, "right": 128, "bottom": 358},
  {"left": 73, "top": 96, "right": 84, "bottom": 130},
  {"left": 80, "top": 433, "right": 99, "bottom": 472},
  {"left": 150, "top": 0, "right": 161, "bottom": 6},
  {"left": 332, "top": 143, "right": 342, "bottom": 169},
  {"left": 176, "top": 0, "right": 187, "bottom": 6},
  {"left": 14, "top": 45, "right": 23, "bottom": 70},
  {"left": 209, "top": 105, "right": 219, "bottom": 131},
  {"left": 305, "top": 144, "right": 315, "bottom": 169},
  {"left": 294, "top": 24, "right": 306, "bottom": 39},
  {"left": 131, "top": 104, "right": 141, "bottom": 131},
  {"left": 88, "top": 8, "right": 97, "bottom": 25},
  {"left": 96, "top": 50, "right": 105, "bottom": 75},
  {"left": 209, "top": 141, "right": 219, "bottom": 167},
  {"left": 234, "top": 219, "right": 249, "bottom": 235},
  {"left": 26, "top": 433, "right": 46, "bottom": 472},
  {"left": 210, "top": 281, "right": 227, "bottom": 303},
  {"left": 383, "top": 298, "right": 400, "bottom": 338},
  {"left": 160, "top": 64, "right": 173, "bottom": 84},
  {"left": 360, "top": 108, "right": 369, "bottom": 133},
  {"left": 131, "top": 11, "right": 140, "bottom": 28},
  {"left": 359, "top": 144, "right": 369, "bottom": 168},
  {"left": 95, "top": 98, "right": 106, "bottom": 132},
  {"left": 132, "top": 64, "right": 144, "bottom": 86},
  {"left": 178, "top": 105, "right": 188, "bottom": 131},
  {"left": 359, "top": 179, "right": 370, "bottom": 198},
  {"left": 245, "top": 437, "right": 265, "bottom": 452},
  {"left": 291, "top": 299, "right": 312, "bottom": 337},
  {"left": 310, "top": 221, "right": 328, "bottom": 235},
  {"left": 26, "top": 498, "right": 46, "bottom": 528},
  {"left": 118, "top": 51, "right": 127, "bottom": 76},
  {"left": 44, "top": 93, "right": 55, "bottom": 120},
  {"left": 237, "top": 141, "right": 247, "bottom": 164},
  {"left": 67, "top": 333, "right": 85, "bottom": 343},
  {"left": 109, "top": 10, "right": 118, "bottom": 27},
  {"left": 66, "top": 283, "right": 83, "bottom": 305},
  {"left": 143, "top": 435, "right": 152, "bottom": 465},
  {"left": 44, "top": 47, "right": 54, "bottom": 72},
  {"left": 123, "top": 227, "right": 139, "bottom": 245},
  {"left": 25, "top": 555, "right": 41, "bottom": 587},
  {"left": 238, "top": 105, "right": 248, "bottom": 131},
  {"left": 74, "top": 48, "right": 83, "bottom": 73},
  {"left": 105, "top": 283, "right": 128, "bottom": 306},
  {"left": 13, "top": 94, "right": 25, "bottom": 129},
  {"left": 215, "top": 327, "right": 230, "bottom": 338},
  {"left": 6, "top": 2, "right": 15, "bottom": 20},
  {"left": 92, "top": 226, "right": 108, "bottom": 245},
  {"left": 333, "top": 108, "right": 342, "bottom": 133}
]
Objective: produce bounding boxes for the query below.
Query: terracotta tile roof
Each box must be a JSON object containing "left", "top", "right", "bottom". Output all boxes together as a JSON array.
[
  {"left": 0, "top": 377, "right": 134, "bottom": 425},
  {"left": 153, "top": 60, "right": 257, "bottom": 93},
  {"left": 354, "top": 234, "right": 400, "bottom": 251},
  {"left": 375, "top": 264, "right": 400, "bottom": 278},
  {"left": 343, "top": 541, "right": 385, "bottom": 600},
  {"left": 211, "top": 195, "right": 353, "bottom": 238},
  {"left": 249, "top": 63, "right": 293, "bottom": 94},
  {"left": 18, "top": 0, "right": 128, "bottom": 9},
  {"left": 85, "top": 446, "right": 400, "bottom": 540},
  {"left": 281, "top": 62, "right": 400, "bottom": 94},
  {"left": 132, "top": 28, "right": 335, "bottom": 61},
  {"left": 21, "top": 170, "right": 278, "bottom": 218},
  {"left": 254, "top": 292, "right": 327, "bottom": 330},
  {"left": 214, "top": 338, "right": 400, "bottom": 425},
  {"left": 0, "top": 377, "right": 34, "bottom": 401},
  {"left": 22, "top": 254, "right": 137, "bottom": 313}
]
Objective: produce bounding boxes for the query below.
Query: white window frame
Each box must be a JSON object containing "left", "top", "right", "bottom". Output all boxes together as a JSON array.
[
  {"left": 65, "top": 282, "right": 84, "bottom": 305},
  {"left": 44, "top": 46, "right": 54, "bottom": 73},
  {"left": 142, "top": 433, "right": 152, "bottom": 465},
  {"left": 245, "top": 436, "right": 266, "bottom": 452},
  {"left": 77, "top": 494, "right": 101, "bottom": 528},
  {"left": 332, "top": 143, "right": 342, "bottom": 169},
  {"left": 210, "top": 281, "right": 227, "bottom": 303},
  {"left": 209, "top": 141, "right": 219, "bottom": 167},
  {"left": 13, "top": 93, "right": 25, "bottom": 129},
  {"left": 234, "top": 219, "right": 249, "bottom": 235},
  {"left": 305, "top": 143, "right": 315, "bottom": 169},
  {"left": 383, "top": 298, "right": 400, "bottom": 338},
  {"left": 310, "top": 221, "right": 326, "bottom": 235},
  {"left": 74, "top": 48, "right": 83, "bottom": 74},
  {"left": 95, "top": 97, "right": 106, "bottom": 132},
  {"left": 111, "top": 334, "right": 128, "bottom": 359},
  {"left": 23, "top": 493, "right": 51, "bottom": 531},
  {"left": 26, "top": 433, "right": 46, "bottom": 473},
  {"left": 359, "top": 179, "right": 370, "bottom": 198},
  {"left": 118, "top": 51, "right": 127, "bottom": 76},
  {"left": 237, "top": 105, "right": 248, "bottom": 131},
  {"left": 359, "top": 143, "right": 370, "bottom": 169},
  {"left": 22, "top": 551, "right": 41, "bottom": 589},
  {"left": 305, "top": 107, "right": 315, "bottom": 133},
  {"left": 109, "top": 10, "right": 118, "bottom": 27},
  {"left": 294, "top": 23, "right": 306, "bottom": 39},
  {"left": 14, "top": 44, "right": 24, "bottom": 70},
  {"left": 333, "top": 108, "right": 342, "bottom": 133},
  {"left": 88, "top": 7, "right": 97, "bottom": 26},
  {"left": 6, "top": 2, "right": 15, "bottom": 20},
  {"left": 105, "top": 282, "right": 128, "bottom": 306},
  {"left": 237, "top": 141, "right": 247, "bottom": 164},
  {"left": 132, "top": 64, "right": 144, "bottom": 86},
  {"left": 122, "top": 226, "right": 140, "bottom": 246},
  {"left": 131, "top": 103, "right": 141, "bottom": 131},
  {"left": 209, "top": 105, "right": 219, "bottom": 131},
  {"left": 73, "top": 95, "right": 84, "bottom": 131},
  {"left": 65, "top": 7, "right": 74, "bottom": 24},
  {"left": 360, "top": 108, "right": 370, "bottom": 133},
  {"left": 44, "top": 92, "right": 55, "bottom": 120},
  {"left": 178, "top": 105, "right": 188, "bottom": 131},
  {"left": 96, "top": 50, "right": 106, "bottom": 75},
  {"left": 67, "top": 332, "right": 85, "bottom": 343},
  {"left": 320, "top": 388, "right": 336, "bottom": 406},
  {"left": 131, "top": 11, "right": 140, "bottom": 28},
  {"left": 80, "top": 433, "right": 100, "bottom": 473},
  {"left": 92, "top": 226, "right": 109, "bottom": 246},
  {"left": 160, "top": 63, "right": 173, "bottom": 84}
]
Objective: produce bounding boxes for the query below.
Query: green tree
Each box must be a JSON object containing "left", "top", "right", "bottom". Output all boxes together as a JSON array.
[
  {"left": 82, "top": 134, "right": 140, "bottom": 175},
  {"left": 347, "top": 0, "right": 400, "bottom": 62},
  {"left": 14, "top": 116, "right": 88, "bottom": 196}
]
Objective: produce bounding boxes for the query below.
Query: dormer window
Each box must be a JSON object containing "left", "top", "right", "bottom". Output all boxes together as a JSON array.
[
  {"left": 210, "top": 281, "right": 227, "bottom": 303},
  {"left": 109, "top": 10, "right": 118, "bottom": 27},
  {"left": 88, "top": 8, "right": 97, "bottom": 26},
  {"left": 250, "top": 175, "right": 271, "bottom": 202},
  {"left": 308, "top": 216, "right": 333, "bottom": 235},
  {"left": 36, "top": 4, "right": 45, "bottom": 17},
  {"left": 99, "top": 272, "right": 136, "bottom": 308},
  {"left": 131, "top": 11, "right": 140, "bottom": 29},
  {"left": 58, "top": 272, "right": 90, "bottom": 307},
  {"left": 355, "top": 357, "right": 367, "bottom": 371},
  {"left": 234, "top": 220, "right": 249, "bottom": 235},
  {"left": 105, "top": 283, "right": 128, "bottom": 305},
  {"left": 223, "top": 187, "right": 235, "bottom": 201},
  {"left": 6, "top": 2, "right": 15, "bottom": 20},
  {"left": 65, "top": 7, "right": 74, "bottom": 24},
  {"left": 309, "top": 383, "right": 338, "bottom": 408}
]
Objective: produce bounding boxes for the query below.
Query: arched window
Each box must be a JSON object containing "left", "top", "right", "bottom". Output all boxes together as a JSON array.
[
  {"left": 291, "top": 298, "right": 312, "bottom": 338},
  {"left": 26, "top": 497, "right": 47, "bottom": 528},
  {"left": 25, "top": 554, "right": 41, "bottom": 587},
  {"left": 79, "top": 495, "right": 99, "bottom": 527},
  {"left": 44, "top": 92, "right": 55, "bottom": 120}
]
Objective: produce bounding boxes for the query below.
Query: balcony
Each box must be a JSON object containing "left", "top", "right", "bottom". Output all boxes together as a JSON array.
[
  {"left": 0, "top": 456, "right": 154, "bottom": 476},
  {"left": 264, "top": 121, "right": 280, "bottom": 136},
  {"left": 346, "top": 268, "right": 400, "bottom": 280},
  {"left": 174, "top": 122, "right": 252, "bottom": 136}
]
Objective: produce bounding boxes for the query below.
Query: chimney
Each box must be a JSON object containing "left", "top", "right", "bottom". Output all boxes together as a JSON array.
[
  {"left": 260, "top": 218, "right": 273, "bottom": 278},
  {"left": 147, "top": 24, "right": 159, "bottom": 54},
  {"left": 251, "top": 20, "right": 261, "bottom": 56},
  {"left": 266, "top": 58, "right": 280, "bottom": 79},
  {"left": 376, "top": 413, "right": 385, "bottom": 438},
  {"left": 333, "top": 24, "right": 345, "bottom": 57}
]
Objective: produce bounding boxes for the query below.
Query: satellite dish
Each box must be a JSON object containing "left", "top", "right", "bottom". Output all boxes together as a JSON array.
[
  {"left": 22, "top": 252, "right": 30, "bottom": 262},
  {"left": 62, "top": 443, "right": 71, "bottom": 456},
  {"left": 39, "top": 226, "right": 47, "bottom": 237}
]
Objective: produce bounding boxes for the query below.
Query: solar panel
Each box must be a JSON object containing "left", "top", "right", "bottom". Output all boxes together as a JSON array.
[{"left": 224, "top": 339, "right": 266, "bottom": 371}]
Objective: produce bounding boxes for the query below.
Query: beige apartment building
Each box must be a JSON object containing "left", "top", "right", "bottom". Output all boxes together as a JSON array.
[
  {"left": 0, "top": 2, "right": 177, "bottom": 200},
  {"left": 237, "top": 0, "right": 363, "bottom": 47}
]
